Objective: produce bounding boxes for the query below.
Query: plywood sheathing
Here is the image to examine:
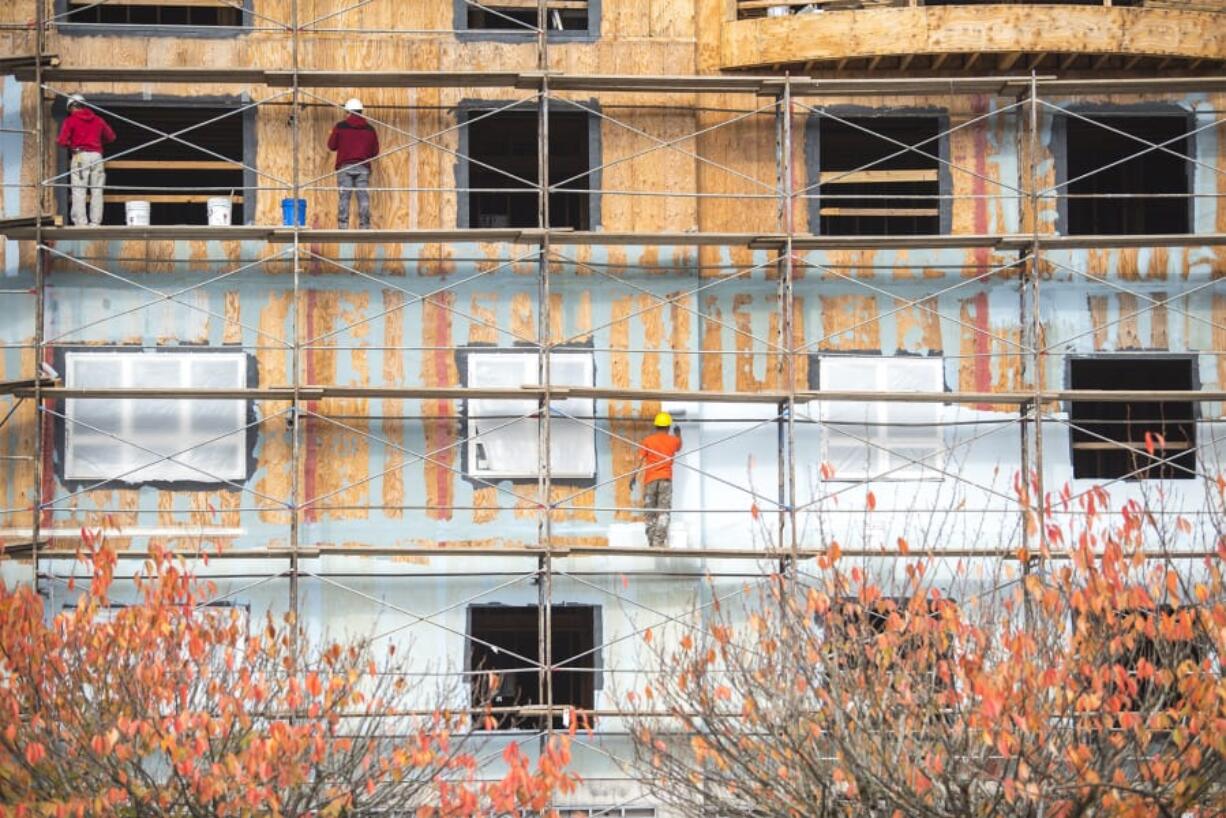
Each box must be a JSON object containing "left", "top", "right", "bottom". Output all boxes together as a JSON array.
[
  {"left": 466, "top": 291, "right": 499, "bottom": 524},
  {"left": 303, "top": 289, "right": 371, "bottom": 521},
  {"left": 255, "top": 292, "right": 293, "bottom": 524},
  {"left": 0, "top": 348, "right": 37, "bottom": 531},
  {"left": 420, "top": 293, "right": 458, "bottom": 521},
  {"left": 1088, "top": 292, "right": 1170, "bottom": 352},
  {"left": 959, "top": 291, "right": 1026, "bottom": 413},
  {"left": 381, "top": 289, "right": 405, "bottom": 519}
]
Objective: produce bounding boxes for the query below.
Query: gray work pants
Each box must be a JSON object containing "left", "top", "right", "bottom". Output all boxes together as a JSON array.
[
  {"left": 337, "top": 163, "right": 371, "bottom": 229},
  {"left": 70, "top": 151, "right": 105, "bottom": 226},
  {"left": 644, "top": 478, "right": 673, "bottom": 548}
]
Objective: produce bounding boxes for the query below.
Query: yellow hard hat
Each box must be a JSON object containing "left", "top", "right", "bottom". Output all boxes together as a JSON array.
[{"left": 653, "top": 411, "right": 672, "bottom": 427}]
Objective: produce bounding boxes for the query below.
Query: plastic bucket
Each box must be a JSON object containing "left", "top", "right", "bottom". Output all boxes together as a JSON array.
[
  {"left": 766, "top": 5, "right": 790, "bottom": 16},
  {"left": 125, "top": 200, "right": 151, "bottom": 226},
  {"left": 281, "top": 197, "right": 307, "bottom": 227},
  {"left": 206, "top": 197, "right": 232, "bottom": 226}
]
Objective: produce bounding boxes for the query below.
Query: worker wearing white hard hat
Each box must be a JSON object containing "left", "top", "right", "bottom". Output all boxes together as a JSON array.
[
  {"left": 630, "top": 411, "right": 683, "bottom": 548},
  {"left": 57, "top": 93, "right": 116, "bottom": 226},
  {"left": 327, "top": 97, "right": 380, "bottom": 228}
]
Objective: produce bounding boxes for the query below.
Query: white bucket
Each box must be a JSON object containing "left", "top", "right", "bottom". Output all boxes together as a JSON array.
[
  {"left": 125, "top": 200, "right": 151, "bottom": 226},
  {"left": 766, "top": 5, "right": 790, "bottom": 16},
  {"left": 206, "top": 197, "right": 232, "bottom": 226}
]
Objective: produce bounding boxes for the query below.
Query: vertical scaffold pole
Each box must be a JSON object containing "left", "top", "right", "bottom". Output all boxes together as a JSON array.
[
  {"left": 288, "top": 0, "right": 302, "bottom": 663},
  {"left": 31, "top": 0, "right": 48, "bottom": 587}
]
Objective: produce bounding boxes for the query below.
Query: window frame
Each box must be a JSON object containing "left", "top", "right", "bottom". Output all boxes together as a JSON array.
[
  {"left": 52, "top": 94, "right": 258, "bottom": 226},
  {"left": 54, "top": 347, "right": 257, "bottom": 490},
  {"left": 465, "top": 603, "right": 603, "bottom": 731},
  {"left": 1054, "top": 105, "right": 1195, "bottom": 237},
  {"left": 1065, "top": 353, "right": 1199, "bottom": 481},
  {"left": 809, "top": 354, "right": 947, "bottom": 481},
  {"left": 55, "top": 0, "right": 253, "bottom": 37},
  {"left": 455, "top": 99, "right": 603, "bottom": 231},
  {"left": 458, "top": 345, "right": 598, "bottom": 482},
  {"left": 453, "top": 0, "right": 601, "bottom": 41},
  {"left": 806, "top": 108, "right": 952, "bottom": 237}
]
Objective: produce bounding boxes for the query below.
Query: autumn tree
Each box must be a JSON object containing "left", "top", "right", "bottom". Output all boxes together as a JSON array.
[
  {"left": 625, "top": 479, "right": 1226, "bottom": 817},
  {"left": 0, "top": 532, "right": 576, "bottom": 817}
]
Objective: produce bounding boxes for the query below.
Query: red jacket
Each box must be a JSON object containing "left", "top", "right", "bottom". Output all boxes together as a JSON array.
[
  {"left": 57, "top": 108, "right": 116, "bottom": 154},
  {"left": 326, "top": 115, "right": 379, "bottom": 169}
]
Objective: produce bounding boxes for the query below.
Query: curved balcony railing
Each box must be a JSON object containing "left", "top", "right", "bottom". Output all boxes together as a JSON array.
[{"left": 724, "top": 0, "right": 1226, "bottom": 71}]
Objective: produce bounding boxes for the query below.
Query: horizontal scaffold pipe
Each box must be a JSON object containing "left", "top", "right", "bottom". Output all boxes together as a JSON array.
[
  {"left": 6, "top": 226, "right": 1226, "bottom": 251},
  {"left": 28, "top": 545, "right": 1224, "bottom": 561},
  {"left": 11, "top": 68, "right": 1226, "bottom": 96},
  {"left": 18, "top": 385, "right": 1226, "bottom": 404}
]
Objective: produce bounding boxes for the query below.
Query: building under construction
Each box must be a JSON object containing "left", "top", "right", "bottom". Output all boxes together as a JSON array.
[{"left": 1, "top": 0, "right": 1225, "bottom": 812}]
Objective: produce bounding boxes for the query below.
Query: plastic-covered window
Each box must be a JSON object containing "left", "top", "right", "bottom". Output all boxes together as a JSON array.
[
  {"left": 466, "top": 351, "right": 595, "bottom": 479},
  {"left": 64, "top": 351, "right": 248, "bottom": 484},
  {"left": 815, "top": 356, "right": 945, "bottom": 480}
]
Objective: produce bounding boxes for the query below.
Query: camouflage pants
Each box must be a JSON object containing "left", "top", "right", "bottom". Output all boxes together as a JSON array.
[{"left": 644, "top": 478, "right": 672, "bottom": 548}]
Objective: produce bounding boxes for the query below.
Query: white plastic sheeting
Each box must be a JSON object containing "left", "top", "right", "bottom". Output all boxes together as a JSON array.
[
  {"left": 64, "top": 351, "right": 248, "bottom": 483},
  {"left": 467, "top": 351, "right": 595, "bottom": 479},
  {"left": 815, "top": 355, "right": 946, "bottom": 480}
]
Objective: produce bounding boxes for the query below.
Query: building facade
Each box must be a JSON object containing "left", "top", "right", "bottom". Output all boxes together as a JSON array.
[{"left": 1, "top": 0, "right": 1225, "bottom": 812}]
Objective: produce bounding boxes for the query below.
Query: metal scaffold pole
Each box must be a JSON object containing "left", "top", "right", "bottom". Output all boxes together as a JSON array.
[
  {"left": 30, "top": 0, "right": 48, "bottom": 583},
  {"left": 289, "top": 0, "right": 303, "bottom": 658}
]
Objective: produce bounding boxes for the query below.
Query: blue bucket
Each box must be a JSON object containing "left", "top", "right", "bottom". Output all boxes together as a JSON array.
[{"left": 281, "top": 198, "right": 307, "bottom": 227}]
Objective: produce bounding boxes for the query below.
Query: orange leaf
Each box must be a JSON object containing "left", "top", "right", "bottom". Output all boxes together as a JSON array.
[
  {"left": 897, "top": 536, "right": 910, "bottom": 555},
  {"left": 24, "top": 743, "right": 45, "bottom": 766},
  {"left": 866, "top": 491, "right": 876, "bottom": 512}
]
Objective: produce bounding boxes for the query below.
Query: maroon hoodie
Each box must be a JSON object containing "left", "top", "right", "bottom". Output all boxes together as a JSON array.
[
  {"left": 326, "top": 114, "right": 380, "bottom": 170},
  {"left": 57, "top": 107, "right": 117, "bottom": 154}
]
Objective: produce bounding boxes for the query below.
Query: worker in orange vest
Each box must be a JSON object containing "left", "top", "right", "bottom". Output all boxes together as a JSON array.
[{"left": 629, "top": 411, "right": 682, "bottom": 549}]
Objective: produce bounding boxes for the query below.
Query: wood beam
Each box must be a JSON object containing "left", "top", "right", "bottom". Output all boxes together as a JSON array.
[{"left": 998, "top": 52, "right": 1023, "bottom": 71}]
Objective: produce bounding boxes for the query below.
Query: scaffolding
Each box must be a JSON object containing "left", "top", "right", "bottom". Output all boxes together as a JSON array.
[{"left": 2, "top": 2, "right": 1226, "bottom": 811}]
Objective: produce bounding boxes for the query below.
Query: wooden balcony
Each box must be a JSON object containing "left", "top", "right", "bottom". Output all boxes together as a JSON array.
[{"left": 723, "top": 1, "right": 1226, "bottom": 73}]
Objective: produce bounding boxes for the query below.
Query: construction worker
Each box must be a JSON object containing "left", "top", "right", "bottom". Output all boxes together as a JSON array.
[
  {"left": 630, "top": 411, "right": 683, "bottom": 549},
  {"left": 57, "top": 94, "right": 115, "bottom": 227},
  {"left": 326, "top": 98, "right": 380, "bottom": 229}
]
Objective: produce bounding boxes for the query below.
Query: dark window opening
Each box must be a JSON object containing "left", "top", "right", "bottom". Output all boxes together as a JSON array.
[
  {"left": 1069, "top": 358, "right": 1196, "bottom": 480},
  {"left": 817, "top": 116, "right": 941, "bottom": 236},
  {"left": 468, "top": 605, "right": 597, "bottom": 730},
  {"left": 466, "top": 109, "right": 590, "bottom": 230},
  {"left": 95, "top": 105, "right": 245, "bottom": 226},
  {"left": 1065, "top": 114, "right": 1190, "bottom": 235},
  {"left": 466, "top": 5, "right": 588, "bottom": 30},
  {"left": 1074, "top": 606, "right": 1205, "bottom": 711},
  {"left": 65, "top": 2, "right": 242, "bottom": 25}
]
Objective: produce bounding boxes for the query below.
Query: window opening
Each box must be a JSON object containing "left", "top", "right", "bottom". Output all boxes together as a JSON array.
[
  {"left": 1064, "top": 114, "right": 1190, "bottom": 235},
  {"left": 465, "top": 351, "right": 595, "bottom": 479},
  {"left": 1074, "top": 605, "right": 1205, "bottom": 711},
  {"left": 468, "top": 605, "right": 598, "bottom": 730},
  {"left": 64, "top": 2, "right": 243, "bottom": 26},
  {"left": 1069, "top": 358, "right": 1195, "bottom": 480},
  {"left": 814, "top": 356, "right": 945, "bottom": 480},
  {"left": 817, "top": 116, "right": 941, "bottom": 236},
  {"left": 466, "top": 3, "right": 588, "bottom": 31},
  {"left": 91, "top": 104, "right": 245, "bottom": 226},
  {"left": 63, "top": 351, "right": 249, "bottom": 484},
  {"left": 466, "top": 109, "right": 591, "bottom": 230}
]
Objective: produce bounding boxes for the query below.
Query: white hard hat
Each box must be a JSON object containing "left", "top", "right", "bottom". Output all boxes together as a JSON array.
[
  {"left": 68, "top": 94, "right": 86, "bottom": 107},
  {"left": 344, "top": 98, "right": 364, "bottom": 112}
]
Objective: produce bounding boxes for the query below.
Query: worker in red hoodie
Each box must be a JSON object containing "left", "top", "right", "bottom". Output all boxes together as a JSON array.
[
  {"left": 57, "top": 94, "right": 116, "bottom": 227},
  {"left": 326, "top": 98, "right": 380, "bottom": 229}
]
